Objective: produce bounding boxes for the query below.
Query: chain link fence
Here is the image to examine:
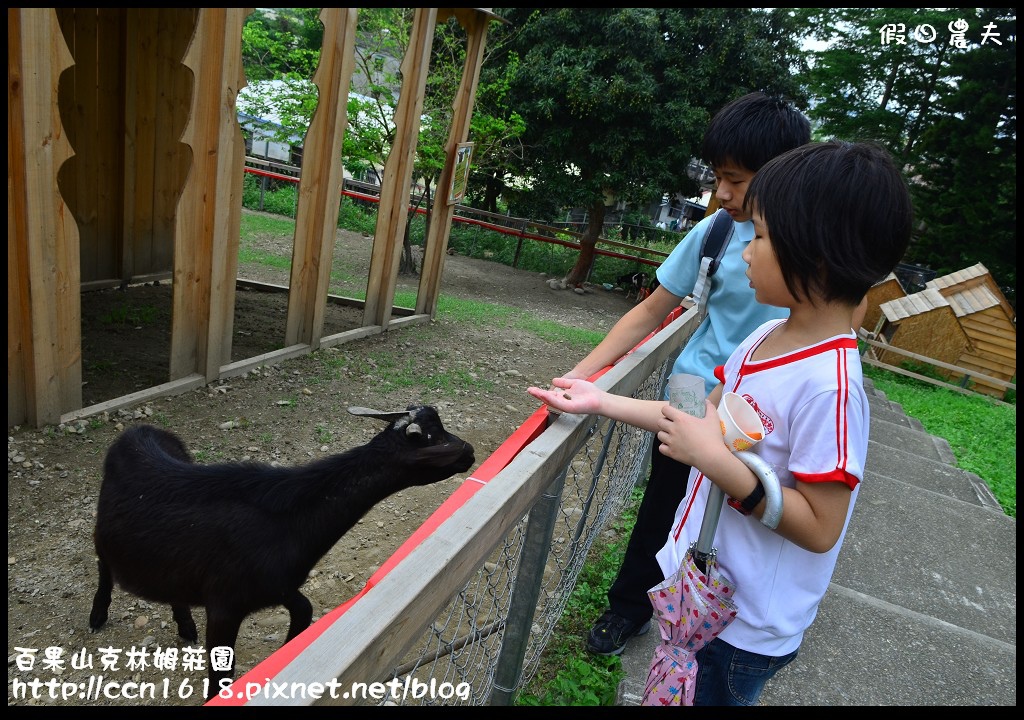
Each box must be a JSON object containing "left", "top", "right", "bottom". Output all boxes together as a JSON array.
[{"left": 229, "top": 307, "right": 698, "bottom": 707}]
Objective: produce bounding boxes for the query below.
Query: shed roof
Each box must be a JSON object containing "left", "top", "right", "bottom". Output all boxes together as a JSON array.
[
  {"left": 880, "top": 288, "right": 949, "bottom": 322},
  {"left": 926, "top": 262, "right": 988, "bottom": 292},
  {"left": 880, "top": 282, "right": 1002, "bottom": 322},
  {"left": 944, "top": 284, "right": 1001, "bottom": 317}
]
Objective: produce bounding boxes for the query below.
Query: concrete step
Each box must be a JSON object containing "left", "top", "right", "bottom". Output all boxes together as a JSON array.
[
  {"left": 757, "top": 583, "right": 1017, "bottom": 706},
  {"left": 868, "top": 415, "right": 952, "bottom": 462},
  {"left": 865, "top": 440, "right": 1002, "bottom": 510},
  {"left": 868, "top": 398, "right": 924, "bottom": 431},
  {"left": 832, "top": 471, "right": 1016, "bottom": 644}
]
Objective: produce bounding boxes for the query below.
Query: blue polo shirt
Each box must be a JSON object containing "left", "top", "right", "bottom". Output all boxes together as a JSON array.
[{"left": 656, "top": 214, "right": 788, "bottom": 397}]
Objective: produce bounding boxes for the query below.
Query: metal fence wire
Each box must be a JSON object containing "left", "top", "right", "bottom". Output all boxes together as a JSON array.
[
  {"left": 234, "top": 307, "right": 697, "bottom": 708},
  {"left": 372, "top": 357, "right": 671, "bottom": 706}
]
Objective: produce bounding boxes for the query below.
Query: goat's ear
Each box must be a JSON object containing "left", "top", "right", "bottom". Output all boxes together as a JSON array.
[{"left": 347, "top": 406, "right": 410, "bottom": 421}]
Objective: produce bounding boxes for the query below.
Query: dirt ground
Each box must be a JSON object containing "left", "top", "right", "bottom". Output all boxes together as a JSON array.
[{"left": 7, "top": 214, "right": 638, "bottom": 706}]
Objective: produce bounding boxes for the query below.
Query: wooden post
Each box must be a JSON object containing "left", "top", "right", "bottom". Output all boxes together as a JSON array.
[
  {"left": 7, "top": 8, "right": 81, "bottom": 427},
  {"left": 173, "top": 8, "right": 249, "bottom": 380},
  {"left": 285, "top": 8, "right": 358, "bottom": 349},
  {"left": 363, "top": 8, "right": 438, "bottom": 330},
  {"left": 416, "top": 9, "right": 497, "bottom": 319}
]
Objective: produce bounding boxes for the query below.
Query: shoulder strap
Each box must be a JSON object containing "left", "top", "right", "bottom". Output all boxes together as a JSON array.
[{"left": 691, "top": 209, "right": 735, "bottom": 322}]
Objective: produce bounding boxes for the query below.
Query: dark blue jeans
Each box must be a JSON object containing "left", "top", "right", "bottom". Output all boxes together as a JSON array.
[{"left": 692, "top": 637, "right": 799, "bottom": 706}]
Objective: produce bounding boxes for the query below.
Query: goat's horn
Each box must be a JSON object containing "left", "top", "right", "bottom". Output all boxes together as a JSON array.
[
  {"left": 347, "top": 407, "right": 410, "bottom": 421},
  {"left": 406, "top": 422, "right": 422, "bottom": 437}
]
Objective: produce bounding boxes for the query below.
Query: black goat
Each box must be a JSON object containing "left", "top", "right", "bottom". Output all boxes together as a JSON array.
[{"left": 88, "top": 405, "right": 475, "bottom": 699}]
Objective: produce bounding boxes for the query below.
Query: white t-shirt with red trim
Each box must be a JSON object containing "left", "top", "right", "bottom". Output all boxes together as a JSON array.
[{"left": 655, "top": 318, "right": 868, "bottom": 657}]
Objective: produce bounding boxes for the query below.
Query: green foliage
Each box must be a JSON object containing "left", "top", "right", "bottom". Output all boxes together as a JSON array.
[
  {"left": 99, "top": 303, "right": 159, "bottom": 326},
  {"left": 336, "top": 196, "right": 379, "bottom": 235},
  {"left": 242, "top": 175, "right": 299, "bottom": 218},
  {"left": 864, "top": 366, "right": 1016, "bottom": 518},
  {"left": 496, "top": 7, "right": 807, "bottom": 280},
  {"left": 242, "top": 8, "right": 323, "bottom": 81},
  {"left": 516, "top": 488, "right": 642, "bottom": 706},
  {"left": 517, "top": 657, "right": 623, "bottom": 706},
  {"left": 792, "top": 7, "right": 1016, "bottom": 309}
]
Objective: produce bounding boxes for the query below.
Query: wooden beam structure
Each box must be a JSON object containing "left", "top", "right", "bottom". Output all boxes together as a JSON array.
[{"left": 7, "top": 8, "right": 505, "bottom": 428}]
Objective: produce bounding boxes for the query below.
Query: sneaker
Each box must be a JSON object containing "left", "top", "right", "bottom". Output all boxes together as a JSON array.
[{"left": 586, "top": 611, "right": 652, "bottom": 656}]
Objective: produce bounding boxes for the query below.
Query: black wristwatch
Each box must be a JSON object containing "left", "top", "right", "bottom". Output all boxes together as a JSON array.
[{"left": 727, "top": 482, "right": 765, "bottom": 516}]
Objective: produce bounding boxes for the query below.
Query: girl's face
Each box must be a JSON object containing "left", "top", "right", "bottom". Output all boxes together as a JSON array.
[{"left": 742, "top": 209, "right": 789, "bottom": 308}]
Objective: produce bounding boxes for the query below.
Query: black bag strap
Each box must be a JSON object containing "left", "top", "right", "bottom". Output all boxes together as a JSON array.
[{"left": 691, "top": 209, "right": 734, "bottom": 321}]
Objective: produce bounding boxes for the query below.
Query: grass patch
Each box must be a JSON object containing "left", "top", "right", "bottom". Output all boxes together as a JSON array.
[
  {"left": 238, "top": 245, "right": 292, "bottom": 270},
  {"left": 518, "top": 317, "right": 606, "bottom": 351},
  {"left": 99, "top": 303, "right": 159, "bottom": 326},
  {"left": 515, "top": 488, "right": 642, "bottom": 706},
  {"left": 240, "top": 211, "right": 296, "bottom": 237},
  {"left": 864, "top": 366, "right": 1016, "bottom": 517}
]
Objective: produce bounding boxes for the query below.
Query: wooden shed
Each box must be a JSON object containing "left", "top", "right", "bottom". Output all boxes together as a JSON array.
[
  {"left": 876, "top": 263, "right": 1016, "bottom": 398},
  {"left": 861, "top": 272, "right": 906, "bottom": 333},
  {"left": 8, "top": 8, "right": 505, "bottom": 429}
]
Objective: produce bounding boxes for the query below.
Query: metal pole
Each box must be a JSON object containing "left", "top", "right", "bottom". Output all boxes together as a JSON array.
[{"left": 489, "top": 468, "right": 568, "bottom": 705}]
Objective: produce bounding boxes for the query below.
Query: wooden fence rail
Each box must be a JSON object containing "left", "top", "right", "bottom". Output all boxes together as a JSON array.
[{"left": 857, "top": 330, "right": 1015, "bottom": 406}]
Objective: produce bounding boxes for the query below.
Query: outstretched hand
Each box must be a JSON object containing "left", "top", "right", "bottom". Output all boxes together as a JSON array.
[{"left": 527, "top": 378, "right": 604, "bottom": 415}]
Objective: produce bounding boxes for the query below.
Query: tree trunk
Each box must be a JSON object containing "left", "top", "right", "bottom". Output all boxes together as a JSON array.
[
  {"left": 483, "top": 172, "right": 503, "bottom": 214},
  {"left": 565, "top": 200, "right": 606, "bottom": 287},
  {"left": 400, "top": 179, "right": 431, "bottom": 275}
]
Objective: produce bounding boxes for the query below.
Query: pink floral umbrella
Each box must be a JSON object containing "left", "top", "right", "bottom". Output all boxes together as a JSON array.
[
  {"left": 641, "top": 452, "right": 782, "bottom": 706},
  {"left": 640, "top": 543, "right": 737, "bottom": 706}
]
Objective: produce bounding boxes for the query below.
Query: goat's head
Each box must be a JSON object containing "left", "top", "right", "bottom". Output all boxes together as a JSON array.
[{"left": 348, "top": 404, "right": 475, "bottom": 485}]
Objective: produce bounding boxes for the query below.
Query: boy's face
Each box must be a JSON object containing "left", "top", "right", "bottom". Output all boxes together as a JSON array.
[
  {"left": 712, "top": 161, "right": 757, "bottom": 223},
  {"left": 742, "top": 209, "right": 787, "bottom": 308}
]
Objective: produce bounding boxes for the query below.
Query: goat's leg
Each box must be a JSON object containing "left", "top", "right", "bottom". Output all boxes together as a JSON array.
[
  {"left": 282, "top": 590, "right": 313, "bottom": 643},
  {"left": 171, "top": 604, "right": 199, "bottom": 642},
  {"left": 88, "top": 558, "right": 114, "bottom": 631},
  {"left": 203, "top": 608, "right": 245, "bottom": 701}
]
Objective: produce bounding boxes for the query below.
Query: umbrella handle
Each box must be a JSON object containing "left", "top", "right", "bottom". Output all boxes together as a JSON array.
[
  {"left": 733, "top": 451, "right": 783, "bottom": 530},
  {"left": 692, "top": 484, "right": 726, "bottom": 571}
]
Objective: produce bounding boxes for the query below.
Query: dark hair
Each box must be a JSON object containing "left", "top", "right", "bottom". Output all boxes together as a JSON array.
[
  {"left": 744, "top": 140, "right": 913, "bottom": 306},
  {"left": 701, "top": 92, "right": 811, "bottom": 172}
]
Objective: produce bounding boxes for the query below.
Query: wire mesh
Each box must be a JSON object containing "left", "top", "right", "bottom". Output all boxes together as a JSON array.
[{"left": 373, "top": 358, "right": 671, "bottom": 705}]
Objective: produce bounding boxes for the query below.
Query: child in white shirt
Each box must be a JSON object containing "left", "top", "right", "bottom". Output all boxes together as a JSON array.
[{"left": 528, "top": 140, "right": 913, "bottom": 705}]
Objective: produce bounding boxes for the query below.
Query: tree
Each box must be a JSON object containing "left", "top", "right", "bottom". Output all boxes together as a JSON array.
[
  {"left": 792, "top": 8, "right": 1016, "bottom": 307},
  {"left": 240, "top": 9, "right": 515, "bottom": 275},
  {"left": 497, "top": 8, "right": 807, "bottom": 286}
]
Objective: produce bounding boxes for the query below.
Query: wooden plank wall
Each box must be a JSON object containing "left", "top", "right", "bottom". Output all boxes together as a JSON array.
[
  {"left": 54, "top": 9, "right": 195, "bottom": 287},
  {"left": 880, "top": 307, "right": 967, "bottom": 368},
  {"left": 8, "top": 8, "right": 81, "bottom": 426},
  {"left": 955, "top": 306, "right": 1016, "bottom": 395},
  {"left": 863, "top": 276, "right": 904, "bottom": 333}
]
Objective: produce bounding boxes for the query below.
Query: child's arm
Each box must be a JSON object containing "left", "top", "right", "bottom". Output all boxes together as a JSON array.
[
  {"left": 656, "top": 402, "right": 853, "bottom": 554},
  {"left": 527, "top": 378, "right": 669, "bottom": 432}
]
